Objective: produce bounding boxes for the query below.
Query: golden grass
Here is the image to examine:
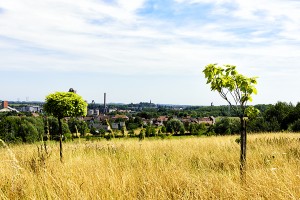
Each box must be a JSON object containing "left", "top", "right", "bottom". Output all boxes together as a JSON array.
[{"left": 1, "top": 133, "right": 300, "bottom": 199}]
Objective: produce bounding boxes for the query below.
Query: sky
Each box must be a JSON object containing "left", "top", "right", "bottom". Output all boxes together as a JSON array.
[{"left": 0, "top": 0, "right": 300, "bottom": 106}]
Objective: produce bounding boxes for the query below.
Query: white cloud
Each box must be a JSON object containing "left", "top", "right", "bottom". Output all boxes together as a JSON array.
[
  {"left": 0, "top": 0, "right": 300, "bottom": 77},
  {"left": 1, "top": 0, "right": 300, "bottom": 104}
]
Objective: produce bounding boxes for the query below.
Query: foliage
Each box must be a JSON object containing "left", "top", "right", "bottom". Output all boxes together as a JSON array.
[
  {"left": 245, "top": 106, "right": 260, "bottom": 120},
  {"left": 68, "top": 118, "right": 89, "bottom": 136},
  {"left": 145, "top": 126, "right": 156, "bottom": 137},
  {"left": 128, "top": 130, "right": 135, "bottom": 137},
  {"left": 161, "top": 126, "right": 167, "bottom": 133},
  {"left": 214, "top": 117, "right": 240, "bottom": 135},
  {"left": 98, "top": 128, "right": 106, "bottom": 136},
  {"left": 246, "top": 117, "right": 268, "bottom": 133},
  {"left": 166, "top": 119, "right": 185, "bottom": 134},
  {"left": 264, "top": 102, "right": 293, "bottom": 130},
  {"left": 125, "top": 117, "right": 143, "bottom": 130},
  {"left": 203, "top": 64, "right": 259, "bottom": 116},
  {"left": 188, "top": 123, "right": 207, "bottom": 135},
  {"left": 19, "top": 120, "right": 40, "bottom": 143},
  {"left": 44, "top": 92, "right": 87, "bottom": 119},
  {"left": 0, "top": 116, "right": 44, "bottom": 143},
  {"left": 290, "top": 119, "right": 300, "bottom": 132},
  {"left": 137, "top": 111, "right": 158, "bottom": 119},
  {"left": 139, "top": 129, "right": 145, "bottom": 140},
  {"left": 62, "top": 122, "right": 71, "bottom": 135},
  {"left": 45, "top": 117, "right": 70, "bottom": 136}
]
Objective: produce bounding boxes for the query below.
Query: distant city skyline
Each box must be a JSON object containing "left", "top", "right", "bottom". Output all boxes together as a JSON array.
[{"left": 1, "top": 0, "right": 300, "bottom": 105}]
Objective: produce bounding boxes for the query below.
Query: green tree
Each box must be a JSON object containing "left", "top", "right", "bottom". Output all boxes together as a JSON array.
[
  {"left": 44, "top": 91, "right": 87, "bottom": 162},
  {"left": 188, "top": 123, "right": 197, "bottom": 135},
  {"left": 23, "top": 117, "right": 44, "bottom": 140},
  {"left": 19, "top": 120, "right": 39, "bottom": 143},
  {"left": 264, "top": 102, "right": 293, "bottom": 130},
  {"left": 0, "top": 116, "right": 22, "bottom": 142},
  {"left": 214, "top": 117, "right": 240, "bottom": 135},
  {"left": 99, "top": 128, "right": 106, "bottom": 137},
  {"left": 203, "top": 64, "right": 259, "bottom": 180},
  {"left": 179, "top": 126, "right": 185, "bottom": 135},
  {"left": 166, "top": 119, "right": 185, "bottom": 134},
  {"left": 161, "top": 126, "right": 167, "bottom": 133},
  {"left": 68, "top": 118, "right": 89, "bottom": 137},
  {"left": 290, "top": 119, "right": 300, "bottom": 132}
]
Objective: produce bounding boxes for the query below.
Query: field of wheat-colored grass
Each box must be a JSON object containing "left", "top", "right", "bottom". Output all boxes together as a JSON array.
[{"left": 1, "top": 133, "right": 300, "bottom": 199}]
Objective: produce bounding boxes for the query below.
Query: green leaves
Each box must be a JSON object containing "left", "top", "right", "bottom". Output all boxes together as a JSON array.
[
  {"left": 203, "top": 64, "right": 258, "bottom": 116},
  {"left": 245, "top": 106, "right": 260, "bottom": 120},
  {"left": 44, "top": 92, "right": 87, "bottom": 119}
]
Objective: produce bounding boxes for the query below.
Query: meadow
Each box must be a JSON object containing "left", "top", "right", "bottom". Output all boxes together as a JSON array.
[{"left": 1, "top": 133, "right": 300, "bottom": 199}]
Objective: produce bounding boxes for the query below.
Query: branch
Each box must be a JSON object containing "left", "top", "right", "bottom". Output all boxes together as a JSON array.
[{"left": 219, "top": 89, "right": 240, "bottom": 115}]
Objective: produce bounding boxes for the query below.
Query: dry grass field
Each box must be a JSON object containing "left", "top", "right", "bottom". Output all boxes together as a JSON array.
[{"left": 1, "top": 133, "right": 300, "bottom": 199}]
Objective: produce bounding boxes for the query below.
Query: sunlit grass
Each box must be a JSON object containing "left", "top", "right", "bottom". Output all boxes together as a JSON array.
[{"left": 1, "top": 133, "right": 300, "bottom": 199}]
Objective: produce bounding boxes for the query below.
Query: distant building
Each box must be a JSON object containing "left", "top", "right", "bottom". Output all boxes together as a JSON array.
[
  {"left": 19, "top": 105, "right": 41, "bottom": 113},
  {"left": 112, "top": 114, "right": 129, "bottom": 120},
  {"left": 111, "top": 122, "right": 126, "bottom": 130},
  {"left": 88, "top": 109, "right": 94, "bottom": 116},
  {"left": 109, "top": 108, "right": 117, "bottom": 113},
  {"left": 0, "top": 100, "right": 19, "bottom": 113},
  {"left": 198, "top": 116, "right": 215, "bottom": 125}
]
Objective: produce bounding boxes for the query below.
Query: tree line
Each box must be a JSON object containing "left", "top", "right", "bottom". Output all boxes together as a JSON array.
[
  {"left": 0, "top": 116, "right": 88, "bottom": 143},
  {"left": 1, "top": 101, "right": 300, "bottom": 144}
]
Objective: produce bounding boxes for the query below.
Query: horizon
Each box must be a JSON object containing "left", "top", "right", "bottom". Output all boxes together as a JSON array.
[
  {"left": 3, "top": 99, "right": 276, "bottom": 107},
  {"left": 1, "top": 0, "right": 300, "bottom": 105}
]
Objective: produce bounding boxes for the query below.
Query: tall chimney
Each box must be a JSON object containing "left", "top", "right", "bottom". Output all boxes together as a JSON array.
[{"left": 104, "top": 93, "right": 107, "bottom": 114}]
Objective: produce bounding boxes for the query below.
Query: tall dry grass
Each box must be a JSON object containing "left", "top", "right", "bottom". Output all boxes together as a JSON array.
[{"left": 1, "top": 133, "right": 300, "bottom": 199}]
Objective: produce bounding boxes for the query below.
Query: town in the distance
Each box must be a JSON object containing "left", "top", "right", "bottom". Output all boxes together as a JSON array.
[
  {"left": 0, "top": 92, "right": 217, "bottom": 138},
  {"left": 0, "top": 91, "right": 295, "bottom": 141}
]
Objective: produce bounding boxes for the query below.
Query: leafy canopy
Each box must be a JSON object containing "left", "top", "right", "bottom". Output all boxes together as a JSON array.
[
  {"left": 44, "top": 92, "right": 87, "bottom": 119},
  {"left": 203, "top": 64, "right": 259, "bottom": 116}
]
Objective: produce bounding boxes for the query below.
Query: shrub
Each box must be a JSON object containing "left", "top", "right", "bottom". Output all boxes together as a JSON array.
[
  {"left": 214, "top": 117, "right": 240, "bottom": 135},
  {"left": 139, "top": 129, "right": 145, "bottom": 141},
  {"left": 291, "top": 119, "right": 300, "bottom": 132}
]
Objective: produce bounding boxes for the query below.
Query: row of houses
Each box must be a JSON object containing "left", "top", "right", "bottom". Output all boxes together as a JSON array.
[
  {"left": 147, "top": 116, "right": 215, "bottom": 126},
  {"left": 81, "top": 114, "right": 215, "bottom": 131},
  {"left": 1, "top": 101, "right": 215, "bottom": 131}
]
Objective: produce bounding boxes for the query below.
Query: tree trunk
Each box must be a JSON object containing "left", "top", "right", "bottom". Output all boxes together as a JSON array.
[
  {"left": 240, "top": 116, "right": 247, "bottom": 182},
  {"left": 58, "top": 117, "right": 63, "bottom": 163}
]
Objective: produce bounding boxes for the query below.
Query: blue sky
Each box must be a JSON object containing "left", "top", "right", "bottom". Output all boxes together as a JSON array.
[{"left": 0, "top": 0, "right": 300, "bottom": 105}]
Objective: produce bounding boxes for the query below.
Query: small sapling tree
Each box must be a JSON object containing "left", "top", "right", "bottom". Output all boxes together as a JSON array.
[
  {"left": 44, "top": 90, "right": 87, "bottom": 162},
  {"left": 203, "top": 64, "right": 259, "bottom": 180}
]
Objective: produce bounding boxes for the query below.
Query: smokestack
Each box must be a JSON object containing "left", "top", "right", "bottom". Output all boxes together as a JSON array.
[{"left": 104, "top": 93, "right": 107, "bottom": 114}]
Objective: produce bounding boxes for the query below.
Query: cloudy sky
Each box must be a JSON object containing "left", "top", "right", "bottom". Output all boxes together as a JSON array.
[{"left": 0, "top": 0, "right": 300, "bottom": 105}]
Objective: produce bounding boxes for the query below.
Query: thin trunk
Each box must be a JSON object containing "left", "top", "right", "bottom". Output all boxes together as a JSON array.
[
  {"left": 46, "top": 118, "right": 50, "bottom": 141},
  {"left": 44, "top": 118, "right": 50, "bottom": 154},
  {"left": 58, "top": 117, "right": 63, "bottom": 163},
  {"left": 75, "top": 125, "right": 79, "bottom": 138},
  {"left": 240, "top": 116, "right": 247, "bottom": 182}
]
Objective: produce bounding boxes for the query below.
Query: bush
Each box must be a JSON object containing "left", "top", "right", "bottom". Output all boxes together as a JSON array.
[
  {"left": 64, "top": 133, "right": 72, "bottom": 140},
  {"left": 19, "top": 120, "right": 39, "bottom": 143},
  {"left": 139, "top": 129, "right": 145, "bottom": 141},
  {"left": 166, "top": 119, "right": 184, "bottom": 134},
  {"left": 214, "top": 117, "right": 240, "bottom": 135},
  {"left": 291, "top": 119, "right": 300, "bottom": 132},
  {"left": 68, "top": 118, "right": 89, "bottom": 136},
  {"left": 105, "top": 133, "right": 112, "bottom": 141},
  {"left": 0, "top": 116, "right": 44, "bottom": 143}
]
